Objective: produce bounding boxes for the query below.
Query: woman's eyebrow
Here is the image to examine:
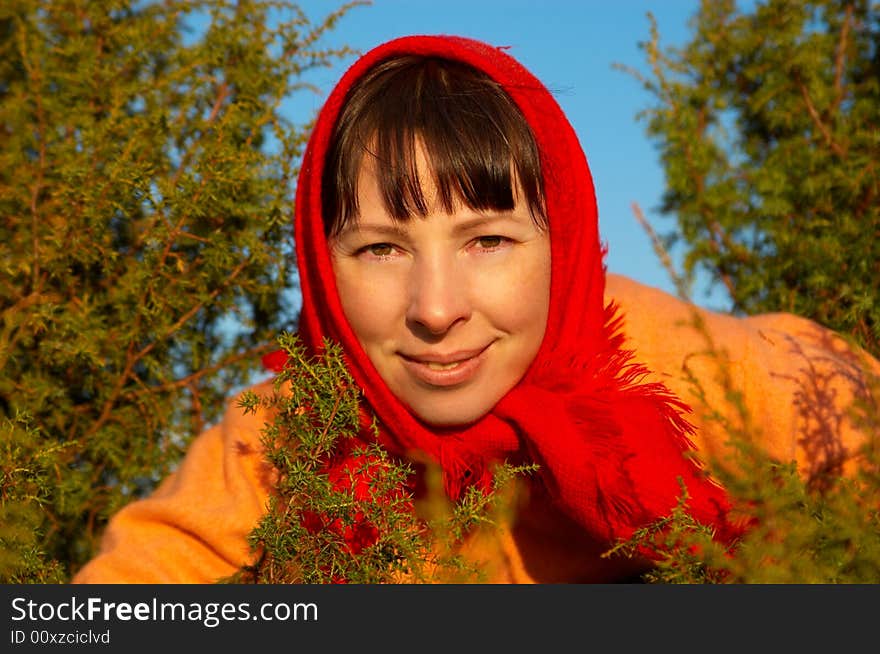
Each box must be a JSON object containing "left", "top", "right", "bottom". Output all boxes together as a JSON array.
[
  {"left": 452, "top": 214, "right": 523, "bottom": 235},
  {"left": 341, "top": 213, "right": 525, "bottom": 239},
  {"left": 344, "top": 223, "right": 408, "bottom": 238}
]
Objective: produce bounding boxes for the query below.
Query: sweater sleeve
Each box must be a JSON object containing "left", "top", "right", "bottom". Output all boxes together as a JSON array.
[
  {"left": 605, "top": 273, "right": 880, "bottom": 483},
  {"left": 70, "top": 382, "right": 276, "bottom": 584}
]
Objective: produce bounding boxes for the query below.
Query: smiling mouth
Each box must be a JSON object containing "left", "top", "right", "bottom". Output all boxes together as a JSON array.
[
  {"left": 401, "top": 345, "right": 489, "bottom": 366},
  {"left": 399, "top": 345, "right": 492, "bottom": 387}
]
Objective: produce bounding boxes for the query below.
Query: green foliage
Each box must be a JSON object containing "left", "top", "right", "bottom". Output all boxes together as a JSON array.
[
  {"left": 0, "top": 0, "right": 361, "bottom": 582},
  {"left": 608, "top": 408, "right": 880, "bottom": 583},
  {"left": 224, "top": 335, "right": 534, "bottom": 584},
  {"left": 0, "top": 412, "right": 66, "bottom": 583},
  {"left": 604, "top": 481, "right": 732, "bottom": 584},
  {"left": 627, "top": 0, "right": 880, "bottom": 357}
]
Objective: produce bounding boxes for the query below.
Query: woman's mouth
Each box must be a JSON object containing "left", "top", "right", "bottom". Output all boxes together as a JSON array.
[
  {"left": 399, "top": 345, "right": 491, "bottom": 387},
  {"left": 424, "top": 361, "right": 460, "bottom": 371}
]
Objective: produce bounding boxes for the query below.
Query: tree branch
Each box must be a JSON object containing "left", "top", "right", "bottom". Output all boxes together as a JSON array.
[
  {"left": 168, "top": 81, "right": 230, "bottom": 192},
  {"left": 797, "top": 79, "right": 846, "bottom": 158},
  {"left": 17, "top": 19, "right": 47, "bottom": 294},
  {"left": 139, "top": 258, "right": 250, "bottom": 361},
  {"left": 832, "top": 4, "right": 853, "bottom": 115},
  {"left": 133, "top": 342, "right": 276, "bottom": 396},
  {"left": 84, "top": 258, "right": 250, "bottom": 440}
]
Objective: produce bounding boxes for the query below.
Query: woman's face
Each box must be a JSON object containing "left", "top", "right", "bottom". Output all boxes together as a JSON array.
[{"left": 329, "top": 145, "right": 551, "bottom": 426}]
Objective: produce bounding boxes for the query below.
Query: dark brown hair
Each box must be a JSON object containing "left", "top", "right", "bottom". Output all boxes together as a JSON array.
[{"left": 322, "top": 55, "right": 546, "bottom": 237}]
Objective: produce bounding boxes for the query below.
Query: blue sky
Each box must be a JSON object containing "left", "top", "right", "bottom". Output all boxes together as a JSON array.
[{"left": 286, "top": 0, "right": 732, "bottom": 309}]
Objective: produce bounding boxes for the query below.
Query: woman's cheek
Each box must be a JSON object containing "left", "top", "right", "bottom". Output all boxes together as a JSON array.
[
  {"left": 339, "top": 264, "right": 408, "bottom": 339},
  {"left": 473, "top": 249, "right": 548, "bottom": 307}
]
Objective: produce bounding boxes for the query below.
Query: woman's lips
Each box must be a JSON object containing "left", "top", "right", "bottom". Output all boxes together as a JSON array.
[{"left": 399, "top": 345, "right": 490, "bottom": 387}]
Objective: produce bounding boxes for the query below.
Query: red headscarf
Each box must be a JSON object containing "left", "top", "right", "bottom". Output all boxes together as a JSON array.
[{"left": 269, "top": 35, "right": 741, "bottom": 546}]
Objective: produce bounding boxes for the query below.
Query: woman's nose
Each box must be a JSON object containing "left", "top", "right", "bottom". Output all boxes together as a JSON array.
[{"left": 405, "top": 255, "right": 471, "bottom": 335}]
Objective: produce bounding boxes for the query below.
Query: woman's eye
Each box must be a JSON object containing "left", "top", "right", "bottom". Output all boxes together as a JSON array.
[
  {"left": 360, "top": 243, "right": 395, "bottom": 258},
  {"left": 474, "top": 235, "right": 506, "bottom": 250}
]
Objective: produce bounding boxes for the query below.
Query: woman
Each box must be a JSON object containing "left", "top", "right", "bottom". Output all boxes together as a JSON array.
[{"left": 73, "top": 35, "right": 878, "bottom": 584}]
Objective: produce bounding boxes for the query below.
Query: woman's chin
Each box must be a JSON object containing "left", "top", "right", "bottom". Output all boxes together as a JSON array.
[
  {"left": 394, "top": 373, "right": 519, "bottom": 428},
  {"left": 407, "top": 399, "right": 493, "bottom": 429}
]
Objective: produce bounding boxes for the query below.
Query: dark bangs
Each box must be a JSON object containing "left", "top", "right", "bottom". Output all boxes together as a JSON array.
[{"left": 322, "top": 55, "right": 546, "bottom": 237}]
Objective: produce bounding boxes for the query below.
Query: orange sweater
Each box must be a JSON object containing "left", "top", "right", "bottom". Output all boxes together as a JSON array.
[{"left": 72, "top": 275, "right": 879, "bottom": 584}]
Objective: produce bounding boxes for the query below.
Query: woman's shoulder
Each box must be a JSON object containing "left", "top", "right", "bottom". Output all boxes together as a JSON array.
[{"left": 603, "top": 272, "right": 879, "bottom": 480}]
